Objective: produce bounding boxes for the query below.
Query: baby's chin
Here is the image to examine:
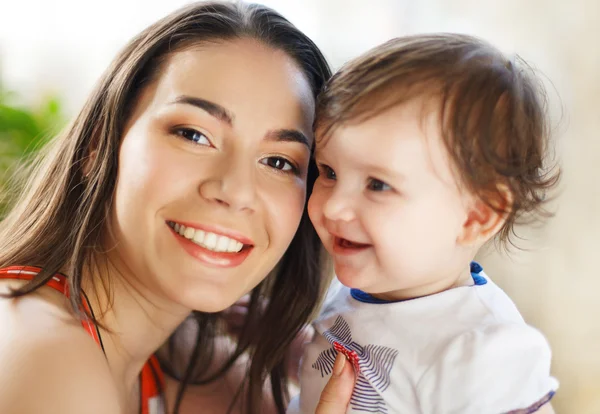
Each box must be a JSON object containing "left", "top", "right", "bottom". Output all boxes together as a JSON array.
[
  {"left": 334, "top": 269, "right": 417, "bottom": 301},
  {"left": 333, "top": 266, "right": 378, "bottom": 292}
]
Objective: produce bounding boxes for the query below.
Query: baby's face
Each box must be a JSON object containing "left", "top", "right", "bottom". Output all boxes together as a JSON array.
[{"left": 309, "top": 100, "right": 473, "bottom": 300}]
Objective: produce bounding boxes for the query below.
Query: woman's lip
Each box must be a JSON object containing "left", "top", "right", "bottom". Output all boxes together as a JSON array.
[
  {"left": 167, "top": 220, "right": 254, "bottom": 245},
  {"left": 169, "top": 226, "right": 253, "bottom": 268}
]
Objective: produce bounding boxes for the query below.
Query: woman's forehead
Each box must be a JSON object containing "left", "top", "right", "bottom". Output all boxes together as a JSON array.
[
  {"left": 159, "top": 40, "right": 312, "bottom": 102},
  {"left": 155, "top": 41, "right": 311, "bottom": 116},
  {"left": 127, "top": 39, "right": 316, "bottom": 144}
]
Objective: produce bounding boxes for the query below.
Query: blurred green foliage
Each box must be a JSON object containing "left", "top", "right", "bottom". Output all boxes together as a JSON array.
[{"left": 0, "top": 82, "right": 65, "bottom": 215}]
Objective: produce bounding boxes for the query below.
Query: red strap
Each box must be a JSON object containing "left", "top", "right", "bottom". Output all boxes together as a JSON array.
[
  {"left": 0, "top": 265, "right": 69, "bottom": 295},
  {"left": 0, "top": 265, "right": 100, "bottom": 344},
  {"left": 0, "top": 266, "right": 164, "bottom": 413},
  {"left": 141, "top": 355, "right": 165, "bottom": 413}
]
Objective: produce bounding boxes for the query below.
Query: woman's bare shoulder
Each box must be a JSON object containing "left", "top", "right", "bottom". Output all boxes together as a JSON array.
[{"left": 0, "top": 283, "right": 120, "bottom": 413}]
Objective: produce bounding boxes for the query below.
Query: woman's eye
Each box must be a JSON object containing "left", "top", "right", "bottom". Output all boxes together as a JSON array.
[
  {"left": 174, "top": 127, "right": 212, "bottom": 146},
  {"left": 260, "top": 156, "right": 297, "bottom": 173},
  {"left": 320, "top": 164, "right": 336, "bottom": 180},
  {"left": 367, "top": 178, "right": 391, "bottom": 192}
]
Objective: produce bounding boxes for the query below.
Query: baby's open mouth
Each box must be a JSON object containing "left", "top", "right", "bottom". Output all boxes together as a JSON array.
[{"left": 335, "top": 237, "right": 370, "bottom": 249}]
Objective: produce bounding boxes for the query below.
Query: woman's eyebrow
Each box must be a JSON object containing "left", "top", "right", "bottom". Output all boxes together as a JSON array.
[
  {"left": 170, "top": 95, "right": 234, "bottom": 126},
  {"left": 266, "top": 129, "right": 311, "bottom": 149},
  {"left": 171, "top": 95, "right": 310, "bottom": 148}
]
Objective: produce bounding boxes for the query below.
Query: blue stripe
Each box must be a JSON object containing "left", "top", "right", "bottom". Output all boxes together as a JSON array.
[
  {"left": 351, "top": 261, "right": 487, "bottom": 304},
  {"left": 505, "top": 391, "right": 556, "bottom": 414}
]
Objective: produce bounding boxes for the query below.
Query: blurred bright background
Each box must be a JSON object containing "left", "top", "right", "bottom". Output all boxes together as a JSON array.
[{"left": 1, "top": 0, "right": 598, "bottom": 412}]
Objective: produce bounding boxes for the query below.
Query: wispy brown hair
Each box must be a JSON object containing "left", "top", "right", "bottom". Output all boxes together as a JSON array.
[{"left": 316, "top": 33, "right": 559, "bottom": 246}]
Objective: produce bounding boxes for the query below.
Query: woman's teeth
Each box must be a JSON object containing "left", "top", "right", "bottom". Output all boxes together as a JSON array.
[{"left": 170, "top": 222, "right": 245, "bottom": 253}]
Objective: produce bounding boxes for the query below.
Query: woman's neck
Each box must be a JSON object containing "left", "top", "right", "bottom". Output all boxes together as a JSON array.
[{"left": 82, "top": 258, "right": 190, "bottom": 397}]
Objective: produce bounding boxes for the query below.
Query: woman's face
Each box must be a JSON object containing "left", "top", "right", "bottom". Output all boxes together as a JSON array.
[{"left": 110, "top": 38, "right": 315, "bottom": 312}]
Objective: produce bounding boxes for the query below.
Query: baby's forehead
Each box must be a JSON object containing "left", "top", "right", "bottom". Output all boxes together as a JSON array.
[
  {"left": 314, "top": 103, "right": 467, "bottom": 181},
  {"left": 315, "top": 98, "right": 442, "bottom": 149}
]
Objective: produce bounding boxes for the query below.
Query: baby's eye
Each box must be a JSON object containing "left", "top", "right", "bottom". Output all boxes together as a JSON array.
[
  {"left": 367, "top": 178, "right": 391, "bottom": 192},
  {"left": 319, "top": 164, "right": 336, "bottom": 180},
  {"left": 174, "top": 127, "right": 212, "bottom": 147}
]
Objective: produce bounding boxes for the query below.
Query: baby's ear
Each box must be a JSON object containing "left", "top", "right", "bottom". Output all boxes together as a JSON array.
[{"left": 457, "top": 186, "right": 512, "bottom": 246}]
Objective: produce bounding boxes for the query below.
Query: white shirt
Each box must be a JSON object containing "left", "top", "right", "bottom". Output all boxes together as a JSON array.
[{"left": 288, "top": 265, "right": 558, "bottom": 414}]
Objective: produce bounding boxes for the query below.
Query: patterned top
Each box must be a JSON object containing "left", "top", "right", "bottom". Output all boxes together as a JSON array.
[{"left": 287, "top": 263, "right": 558, "bottom": 414}]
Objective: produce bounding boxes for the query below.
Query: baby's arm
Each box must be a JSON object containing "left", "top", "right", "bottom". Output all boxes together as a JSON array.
[
  {"left": 287, "top": 324, "right": 315, "bottom": 384},
  {"left": 287, "top": 277, "right": 345, "bottom": 384},
  {"left": 219, "top": 294, "right": 315, "bottom": 384},
  {"left": 417, "top": 323, "right": 558, "bottom": 414}
]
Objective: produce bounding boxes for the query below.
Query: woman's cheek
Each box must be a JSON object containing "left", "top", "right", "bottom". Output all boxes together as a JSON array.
[{"left": 263, "top": 180, "right": 306, "bottom": 240}]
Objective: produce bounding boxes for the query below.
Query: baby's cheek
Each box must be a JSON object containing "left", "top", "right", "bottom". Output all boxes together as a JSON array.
[
  {"left": 307, "top": 189, "right": 324, "bottom": 225},
  {"left": 375, "top": 214, "right": 427, "bottom": 261}
]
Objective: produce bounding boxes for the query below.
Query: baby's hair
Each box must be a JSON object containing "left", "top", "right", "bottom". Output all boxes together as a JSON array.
[{"left": 316, "top": 33, "right": 560, "bottom": 248}]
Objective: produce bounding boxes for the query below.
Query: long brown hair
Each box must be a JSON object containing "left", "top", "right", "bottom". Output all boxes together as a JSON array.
[
  {"left": 316, "top": 34, "right": 559, "bottom": 248},
  {"left": 0, "top": 2, "right": 331, "bottom": 413}
]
